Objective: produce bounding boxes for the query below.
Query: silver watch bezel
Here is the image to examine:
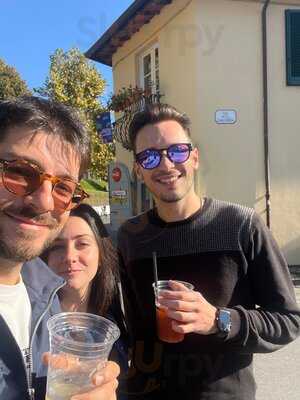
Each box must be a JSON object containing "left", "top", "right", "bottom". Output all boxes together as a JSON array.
[{"left": 217, "top": 308, "right": 232, "bottom": 334}]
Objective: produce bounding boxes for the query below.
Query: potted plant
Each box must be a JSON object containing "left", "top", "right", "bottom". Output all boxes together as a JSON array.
[{"left": 108, "top": 85, "right": 151, "bottom": 112}]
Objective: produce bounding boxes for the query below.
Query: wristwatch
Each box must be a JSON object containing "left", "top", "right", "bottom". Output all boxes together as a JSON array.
[{"left": 216, "top": 308, "right": 231, "bottom": 337}]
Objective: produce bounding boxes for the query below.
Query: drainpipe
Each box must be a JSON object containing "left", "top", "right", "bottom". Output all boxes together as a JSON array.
[{"left": 262, "top": 0, "right": 271, "bottom": 228}]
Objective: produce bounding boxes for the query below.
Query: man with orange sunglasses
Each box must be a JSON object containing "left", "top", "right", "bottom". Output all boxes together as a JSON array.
[{"left": 0, "top": 96, "right": 119, "bottom": 400}]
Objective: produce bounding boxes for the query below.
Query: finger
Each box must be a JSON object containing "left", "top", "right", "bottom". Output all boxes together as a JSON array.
[
  {"left": 171, "top": 321, "right": 196, "bottom": 334},
  {"left": 44, "top": 353, "right": 80, "bottom": 371},
  {"left": 43, "top": 353, "right": 69, "bottom": 369},
  {"left": 71, "top": 379, "right": 119, "bottom": 400},
  {"left": 169, "top": 280, "right": 193, "bottom": 291},
  {"left": 158, "top": 290, "right": 203, "bottom": 302},
  {"left": 167, "top": 310, "right": 197, "bottom": 323},
  {"left": 42, "top": 352, "right": 50, "bottom": 366},
  {"left": 157, "top": 281, "right": 193, "bottom": 298},
  {"left": 91, "top": 361, "right": 120, "bottom": 386},
  {"left": 158, "top": 289, "right": 199, "bottom": 301},
  {"left": 158, "top": 298, "right": 199, "bottom": 311}
]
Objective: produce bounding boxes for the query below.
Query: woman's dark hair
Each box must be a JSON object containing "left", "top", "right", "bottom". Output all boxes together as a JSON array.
[
  {"left": 128, "top": 103, "right": 191, "bottom": 152},
  {"left": 0, "top": 96, "right": 90, "bottom": 178},
  {"left": 43, "top": 203, "right": 119, "bottom": 316}
]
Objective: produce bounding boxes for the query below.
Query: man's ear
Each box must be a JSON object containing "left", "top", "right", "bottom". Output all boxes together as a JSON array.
[
  {"left": 134, "top": 162, "right": 144, "bottom": 181},
  {"left": 191, "top": 146, "right": 199, "bottom": 170}
]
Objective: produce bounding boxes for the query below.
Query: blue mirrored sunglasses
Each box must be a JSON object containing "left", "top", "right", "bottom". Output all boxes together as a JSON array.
[{"left": 135, "top": 143, "right": 193, "bottom": 170}]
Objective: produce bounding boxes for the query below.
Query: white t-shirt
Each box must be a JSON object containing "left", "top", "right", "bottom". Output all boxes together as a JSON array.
[{"left": 0, "top": 276, "right": 32, "bottom": 375}]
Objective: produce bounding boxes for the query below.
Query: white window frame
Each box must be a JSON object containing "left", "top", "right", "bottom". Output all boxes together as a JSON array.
[{"left": 139, "top": 43, "right": 159, "bottom": 94}]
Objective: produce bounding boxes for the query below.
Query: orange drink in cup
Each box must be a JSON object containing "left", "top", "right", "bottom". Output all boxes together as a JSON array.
[{"left": 153, "top": 280, "right": 194, "bottom": 343}]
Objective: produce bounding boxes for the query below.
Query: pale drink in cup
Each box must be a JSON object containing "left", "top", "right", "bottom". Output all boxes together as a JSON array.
[{"left": 45, "top": 312, "right": 120, "bottom": 400}]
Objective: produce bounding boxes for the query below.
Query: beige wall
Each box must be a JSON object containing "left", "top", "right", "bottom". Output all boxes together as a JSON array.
[
  {"left": 112, "top": 0, "right": 198, "bottom": 170},
  {"left": 111, "top": 0, "right": 300, "bottom": 264},
  {"left": 267, "top": 3, "right": 300, "bottom": 264}
]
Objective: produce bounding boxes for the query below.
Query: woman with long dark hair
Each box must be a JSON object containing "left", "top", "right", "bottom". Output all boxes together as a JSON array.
[{"left": 41, "top": 203, "right": 127, "bottom": 397}]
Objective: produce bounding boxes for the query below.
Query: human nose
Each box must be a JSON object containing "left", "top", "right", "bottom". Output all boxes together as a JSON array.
[
  {"left": 159, "top": 149, "right": 175, "bottom": 168},
  {"left": 63, "top": 243, "right": 77, "bottom": 264},
  {"left": 23, "top": 179, "right": 55, "bottom": 213}
]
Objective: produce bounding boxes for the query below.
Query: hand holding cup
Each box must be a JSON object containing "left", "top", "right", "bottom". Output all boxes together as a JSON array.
[
  {"left": 157, "top": 280, "right": 218, "bottom": 337},
  {"left": 45, "top": 312, "right": 120, "bottom": 400},
  {"left": 43, "top": 354, "right": 120, "bottom": 400},
  {"left": 153, "top": 280, "right": 194, "bottom": 343}
]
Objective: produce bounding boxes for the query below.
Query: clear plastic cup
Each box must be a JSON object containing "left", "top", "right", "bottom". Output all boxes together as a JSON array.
[
  {"left": 45, "top": 312, "right": 120, "bottom": 400},
  {"left": 153, "top": 280, "right": 194, "bottom": 343}
]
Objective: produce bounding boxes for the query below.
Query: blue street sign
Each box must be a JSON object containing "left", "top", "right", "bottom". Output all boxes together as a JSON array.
[{"left": 96, "top": 112, "right": 113, "bottom": 143}]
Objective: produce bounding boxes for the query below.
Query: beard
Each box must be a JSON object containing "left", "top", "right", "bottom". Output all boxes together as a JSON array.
[
  {"left": 0, "top": 205, "right": 62, "bottom": 263},
  {"left": 158, "top": 192, "right": 184, "bottom": 203},
  {"left": 0, "top": 228, "right": 58, "bottom": 262},
  {"left": 154, "top": 175, "right": 194, "bottom": 204}
]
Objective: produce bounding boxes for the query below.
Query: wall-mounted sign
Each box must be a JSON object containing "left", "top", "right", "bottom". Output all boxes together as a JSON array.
[
  {"left": 111, "top": 190, "right": 127, "bottom": 205},
  {"left": 96, "top": 112, "right": 113, "bottom": 143},
  {"left": 112, "top": 190, "right": 127, "bottom": 197},
  {"left": 108, "top": 162, "right": 133, "bottom": 229},
  {"left": 112, "top": 167, "right": 122, "bottom": 182},
  {"left": 215, "top": 109, "right": 237, "bottom": 124}
]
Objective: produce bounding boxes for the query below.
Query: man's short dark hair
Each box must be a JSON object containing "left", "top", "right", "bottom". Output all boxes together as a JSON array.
[
  {"left": 128, "top": 103, "right": 191, "bottom": 152},
  {"left": 0, "top": 96, "right": 90, "bottom": 178}
]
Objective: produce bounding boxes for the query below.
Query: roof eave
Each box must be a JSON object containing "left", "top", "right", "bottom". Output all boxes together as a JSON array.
[
  {"left": 85, "top": 0, "right": 172, "bottom": 66},
  {"left": 85, "top": 0, "right": 150, "bottom": 66}
]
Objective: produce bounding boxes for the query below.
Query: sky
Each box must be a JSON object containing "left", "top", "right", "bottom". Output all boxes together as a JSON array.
[{"left": 0, "top": 0, "right": 133, "bottom": 100}]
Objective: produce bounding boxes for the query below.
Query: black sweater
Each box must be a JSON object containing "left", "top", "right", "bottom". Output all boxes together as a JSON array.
[{"left": 117, "top": 198, "right": 300, "bottom": 400}]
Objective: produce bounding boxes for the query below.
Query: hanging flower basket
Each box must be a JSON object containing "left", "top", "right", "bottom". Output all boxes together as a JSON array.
[
  {"left": 111, "top": 90, "right": 163, "bottom": 150},
  {"left": 107, "top": 85, "right": 152, "bottom": 112}
]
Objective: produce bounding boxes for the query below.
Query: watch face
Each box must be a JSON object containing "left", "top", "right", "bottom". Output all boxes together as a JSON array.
[{"left": 218, "top": 309, "right": 231, "bottom": 333}]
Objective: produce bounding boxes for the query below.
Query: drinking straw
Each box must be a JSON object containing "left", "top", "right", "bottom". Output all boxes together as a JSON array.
[{"left": 152, "top": 251, "right": 158, "bottom": 288}]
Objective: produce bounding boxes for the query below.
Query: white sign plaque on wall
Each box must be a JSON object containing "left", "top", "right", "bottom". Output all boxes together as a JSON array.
[{"left": 215, "top": 109, "right": 237, "bottom": 124}]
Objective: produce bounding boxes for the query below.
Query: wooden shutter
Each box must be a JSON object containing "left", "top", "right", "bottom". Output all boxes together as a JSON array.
[{"left": 286, "top": 10, "right": 300, "bottom": 85}]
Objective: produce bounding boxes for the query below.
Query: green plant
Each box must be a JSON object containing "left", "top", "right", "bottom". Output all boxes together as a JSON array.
[
  {"left": 81, "top": 178, "right": 107, "bottom": 193},
  {"left": 35, "top": 48, "right": 113, "bottom": 181},
  {"left": 107, "top": 85, "right": 151, "bottom": 112},
  {"left": 0, "top": 58, "right": 31, "bottom": 100}
]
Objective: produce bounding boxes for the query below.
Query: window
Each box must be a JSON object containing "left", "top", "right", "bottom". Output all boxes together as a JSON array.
[
  {"left": 139, "top": 44, "right": 159, "bottom": 93},
  {"left": 286, "top": 10, "right": 300, "bottom": 85}
]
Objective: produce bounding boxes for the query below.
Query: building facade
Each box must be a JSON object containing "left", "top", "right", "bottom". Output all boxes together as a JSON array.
[{"left": 87, "top": 0, "right": 300, "bottom": 267}]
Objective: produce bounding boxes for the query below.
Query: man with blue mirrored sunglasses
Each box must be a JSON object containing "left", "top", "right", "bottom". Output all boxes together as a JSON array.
[
  {"left": 117, "top": 103, "right": 300, "bottom": 400},
  {"left": 135, "top": 143, "right": 193, "bottom": 170}
]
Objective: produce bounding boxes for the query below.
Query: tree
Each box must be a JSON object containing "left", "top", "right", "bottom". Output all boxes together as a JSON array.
[
  {"left": 36, "top": 48, "right": 114, "bottom": 181},
  {"left": 0, "top": 58, "right": 30, "bottom": 100}
]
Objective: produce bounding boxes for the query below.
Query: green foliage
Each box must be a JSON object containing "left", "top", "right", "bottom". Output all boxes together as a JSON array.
[
  {"left": 0, "top": 58, "right": 31, "bottom": 100},
  {"left": 35, "top": 48, "right": 114, "bottom": 180},
  {"left": 108, "top": 85, "right": 149, "bottom": 112},
  {"left": 81, "top": 178, "right": 109, "bottom": 206},
  {"left": 81, "top": 178, "right": 107, "bottom": 193}
]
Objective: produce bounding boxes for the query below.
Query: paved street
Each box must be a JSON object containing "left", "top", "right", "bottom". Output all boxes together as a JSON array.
[{"left": 254, "top": 287, "right": 300, "bottom": 400}]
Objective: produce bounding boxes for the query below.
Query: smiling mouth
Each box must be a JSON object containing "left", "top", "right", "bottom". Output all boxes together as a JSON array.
[
  {"left": 3, "top": 211, "right": 49, "bottom": 227},
  {"left": 63, "top": 269, "right": 84, "bottom": 274},
  {"left": 156, "top": 175, "right": 181, "bottom": 184}
]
